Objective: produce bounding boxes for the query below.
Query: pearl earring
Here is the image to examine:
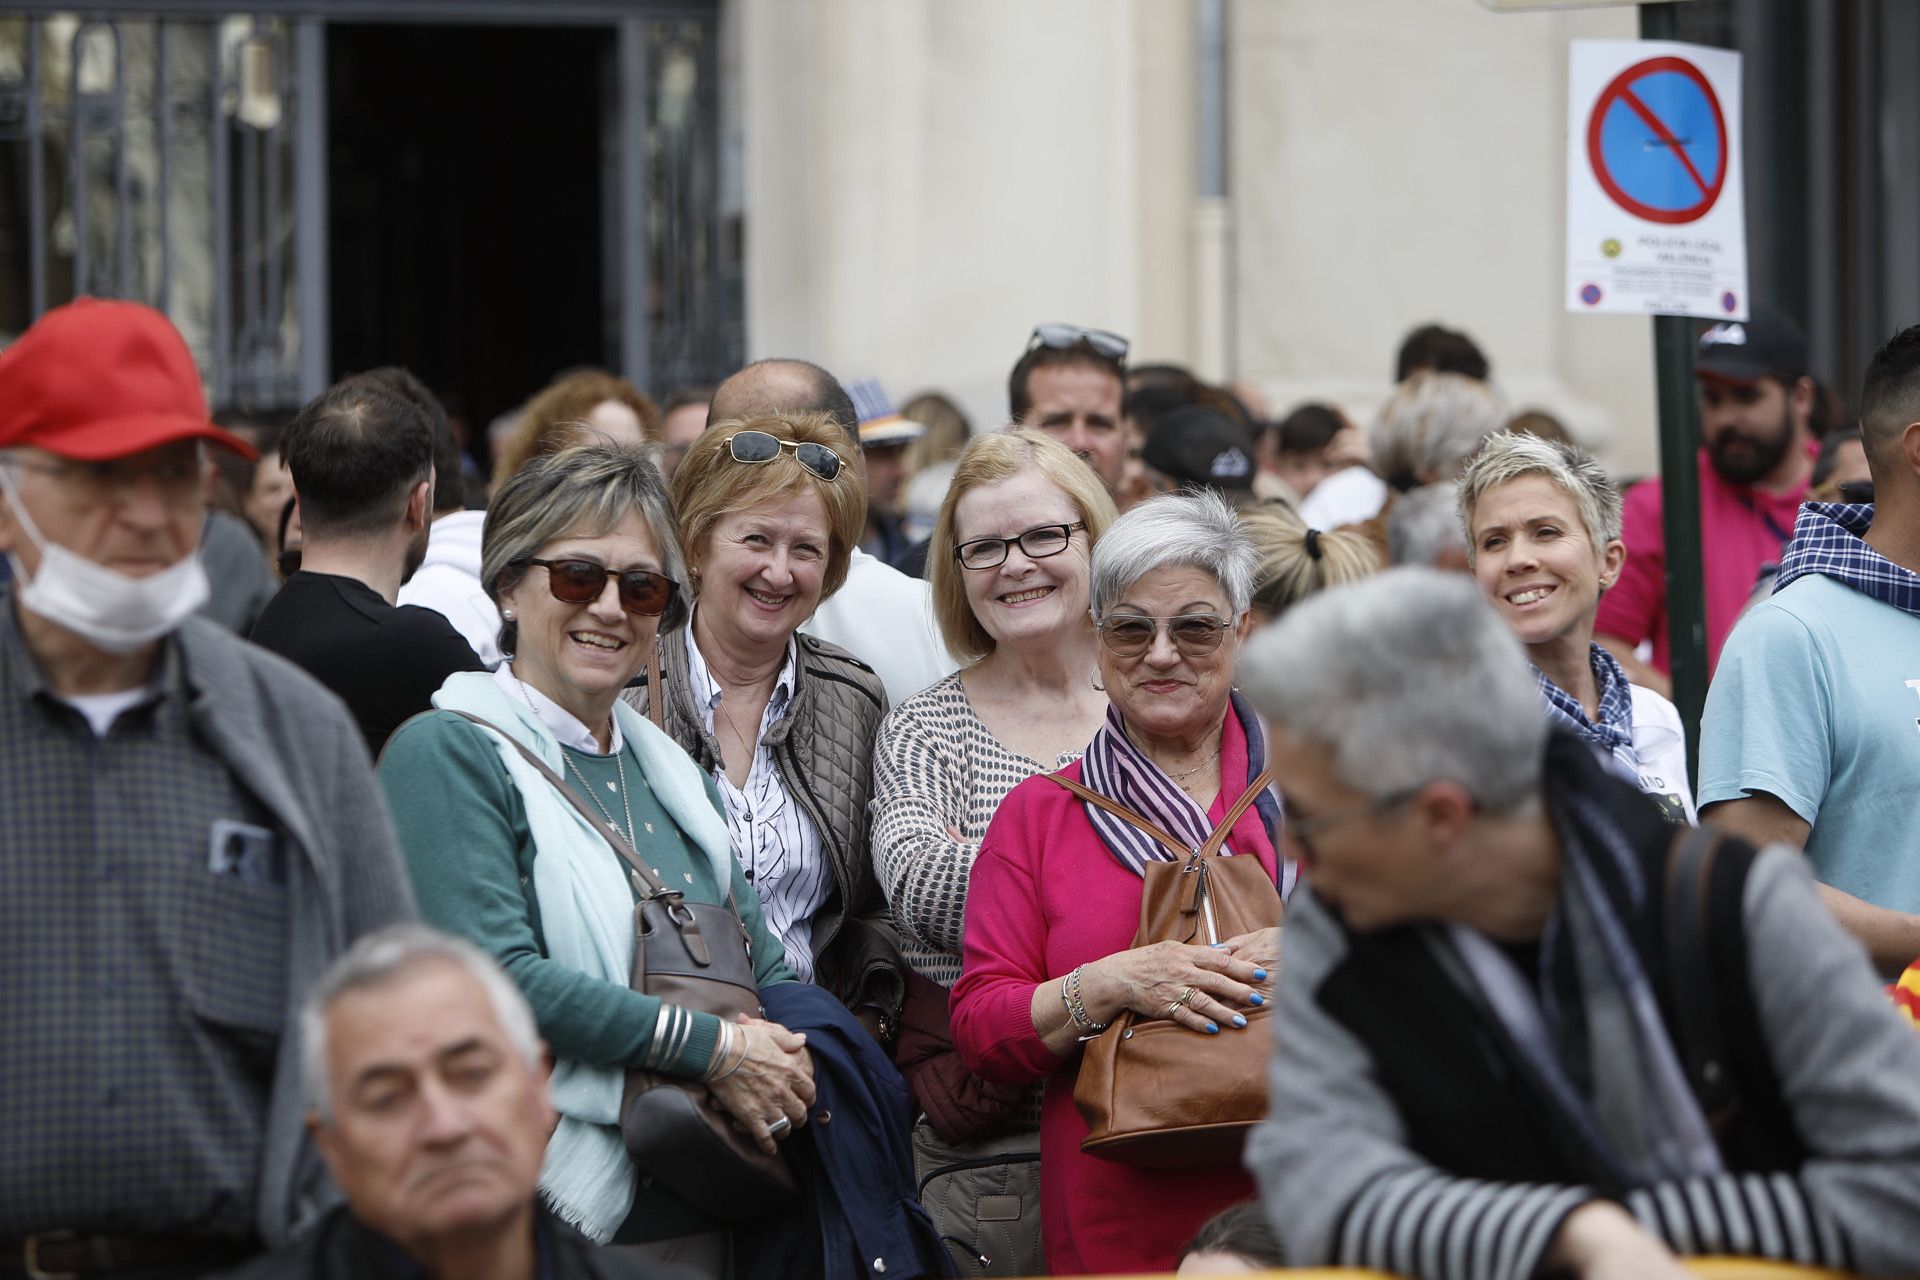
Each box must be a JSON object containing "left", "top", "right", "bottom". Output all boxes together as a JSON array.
[{"left": 502, "top": 609, "right": 515, "bottom": 621}]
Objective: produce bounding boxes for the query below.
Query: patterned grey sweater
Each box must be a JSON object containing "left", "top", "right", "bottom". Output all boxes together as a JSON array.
[{"left": 870, "top": 672, "right": 1084, "bottom": 989}]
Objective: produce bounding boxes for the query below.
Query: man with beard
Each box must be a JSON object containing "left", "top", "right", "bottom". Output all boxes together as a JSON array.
[
  {"left": 1595, "top": 308, "right": 1817, "bottom": 693},
  {"left": 252, "top": 373, "right": 484, "bottom": 757},
  {"left": 1698, "top": 324, "right": 1920, "bottom": 975}
]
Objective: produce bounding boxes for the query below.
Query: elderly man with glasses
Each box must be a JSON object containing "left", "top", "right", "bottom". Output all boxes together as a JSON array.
[
  {"left": 1240, "top": 568, "right": 1920, "bottom": 1280},
  {"left": 0, "top": 299, "right": 417, "bottom": 1277}
]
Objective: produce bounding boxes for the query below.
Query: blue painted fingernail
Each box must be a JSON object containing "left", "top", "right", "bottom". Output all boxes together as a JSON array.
[
  {"left": 1250, "top": 992, "right": 1265, "bottom": 1006},
  {"left": 1231, "top": 1014, "right": 1247, "bottom": 1028},
  {"left": 1205, "top": 1022, "right": 1220, "bottom": 1034},
  {"left": 1210, "top": 942, "right": 1228, "bottom": 949},
  {"left": 1253, "top": 968, "right": 1268, "bottom": 981}
]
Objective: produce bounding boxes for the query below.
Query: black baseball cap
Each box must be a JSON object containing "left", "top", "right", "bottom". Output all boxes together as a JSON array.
[
  {"left": 1695, "top": 306, "right": 1810, "bottom": 384},
  {"left": 1141, "top": 405, "right": 1256, "bottom": 493}
]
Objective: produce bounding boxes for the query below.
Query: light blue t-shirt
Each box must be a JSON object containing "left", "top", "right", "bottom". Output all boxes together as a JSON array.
[{"left": 1699, "top": 573, "right": 1920, "bottom": 912}]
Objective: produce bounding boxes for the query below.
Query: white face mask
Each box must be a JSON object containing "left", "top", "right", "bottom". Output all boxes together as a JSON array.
[{"left": 0, "top": 464, "right": 210, "bottom": 653}]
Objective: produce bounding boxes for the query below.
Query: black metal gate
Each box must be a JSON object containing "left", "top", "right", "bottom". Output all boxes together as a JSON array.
[{"left": 0, "top": 4, "right": 737, "bottom": 410}]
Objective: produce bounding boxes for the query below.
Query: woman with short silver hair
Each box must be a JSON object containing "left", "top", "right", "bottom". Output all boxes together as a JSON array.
[
  {"left": 380, "top": 443, "right": 809, "bottom": 1265},
  {"left": 1459, "top": 431, "right": 1695, "bottom": 822},
  {"left": 950, "top": 491, "right": 1290, "bottom": 1276}
]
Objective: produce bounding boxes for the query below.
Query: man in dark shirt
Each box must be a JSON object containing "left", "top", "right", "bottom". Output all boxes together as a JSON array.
[
  {"left": 0, "top": 298, "right": 416, "bottom": 1274},
  {"left": 215, "top": 926, "right": 674, "bottom": 1280},
  {"left": 252, "top": 373, "right": 484, "bottom": 756}
]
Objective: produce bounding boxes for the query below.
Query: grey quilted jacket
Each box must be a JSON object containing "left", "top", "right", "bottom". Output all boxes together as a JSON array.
[{"left": 621, "top": 624, "right": 908, "bottom": 1026}]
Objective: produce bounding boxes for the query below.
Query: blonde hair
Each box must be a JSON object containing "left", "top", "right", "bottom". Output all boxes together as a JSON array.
[
  {"left": 900, "top": 391, "right": 971, "bottom": 475},
  {"left": 493, "top": 369, "right": 659, "bottom": 488},
  {"left": 1240, "top": 500, "right": 1381, "bottom": 619},
  {"left": 1456, "top": 430, "right": 1622, "bottom": 567},
  {"left": 930, "top": 428, "right": 1118, "bottom": 664},
  {"left": 671, "top": 411, "right": 865, "bottom": 604}
]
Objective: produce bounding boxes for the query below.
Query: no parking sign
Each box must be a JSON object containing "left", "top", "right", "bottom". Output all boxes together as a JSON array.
[{"left": 1565, "top": 40, "right": 1747, "bottom": 321}]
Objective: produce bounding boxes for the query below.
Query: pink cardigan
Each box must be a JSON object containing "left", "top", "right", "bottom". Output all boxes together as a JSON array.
[{"left": 949, "top": 711, "right": 1279, "bottom": 1275}]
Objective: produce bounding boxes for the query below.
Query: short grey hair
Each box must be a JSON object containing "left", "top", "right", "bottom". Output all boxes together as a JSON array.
[
  {"left": 299, "top": 924, "right": 542, "bottom": 1122},
  {"left": 1387, "top": 481, "right": 1468, "bottom": 568},
  {"left": 1239, "top": 568, "right": 1546, "bottom": 812},
  {"left": 1457, "top": 430, "right": 1623, "bottom": 567},
  {"left": 1370, "top": 371, "right": 1507, "bottom": 488},
  {"left": 1090, "top": 490, "right": 1257, "bottom": 619},
  {"left": 482, "top": 442, "right": 688, "bottom": 655}
]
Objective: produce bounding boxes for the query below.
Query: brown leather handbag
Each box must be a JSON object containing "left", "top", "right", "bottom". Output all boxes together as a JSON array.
[
  {"left": 1047, "top": 768, "right": 1282, "bottom": 1168},
  {"left": 447, "top": 709, "right": 798, "bottom": 1219}
]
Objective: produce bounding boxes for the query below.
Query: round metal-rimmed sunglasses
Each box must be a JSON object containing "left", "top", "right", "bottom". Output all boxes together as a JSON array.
[{"left": 1095, "top": 612, "right": 1232, "bottom": 658}]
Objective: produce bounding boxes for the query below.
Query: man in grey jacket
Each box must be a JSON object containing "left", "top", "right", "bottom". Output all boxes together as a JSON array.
[
  {"left": 0, "top": 299, "right": 417, "bottom": 1277},
  {"left": 1239, "top": 569, "right": 1920, "bottom": 1280}
]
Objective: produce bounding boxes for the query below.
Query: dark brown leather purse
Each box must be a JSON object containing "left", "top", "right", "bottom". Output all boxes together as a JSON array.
[
  {"left": 1046, "top": 768, "right": 1282, "bottom": 1168},
  {"left": 448, "top": 708, "right": 798, "bottom": 1219}
]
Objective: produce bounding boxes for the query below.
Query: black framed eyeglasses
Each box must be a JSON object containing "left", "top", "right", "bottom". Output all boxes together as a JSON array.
[
  {"left": 1026, "top": 322, "right": 1129, "bottom": 364},
  {"left": 521, "top": 557, "right": 680, "bottom": 617},
  {"left": 724, "top": 430, "right": 843, "bottom": 482},
  {"left": 1096, "top": 612, "right": 1232, "bottom": 658},
  {"left": 954, "top": 521, "right": 1086, "bottom": 571}
]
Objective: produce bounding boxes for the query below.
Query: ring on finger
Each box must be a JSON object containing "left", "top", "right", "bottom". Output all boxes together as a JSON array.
[
  {"left": 767, "top": 1116, "right": 792, "bottom": 1139},
  {"left": 1175, "top": 985, "right": 1198, "bottom": 1009}
]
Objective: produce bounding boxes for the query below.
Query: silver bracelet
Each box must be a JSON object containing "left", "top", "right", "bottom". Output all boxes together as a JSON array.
[
  {"left": 703, "top": 1022, "right": 742, "bottom": 1082},
  {"left": 1064, "top": 964, "right": 1108, "bottom": 1033}
]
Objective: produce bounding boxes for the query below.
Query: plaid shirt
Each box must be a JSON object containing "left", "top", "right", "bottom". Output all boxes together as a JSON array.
[
  {"left": 1534, "top": 643, "right": 1640, "bottom": 780},
  {"left": 1775, "top": 501, "right": 1920, "bottom": 617},
  {"left": 0, "top": 600, "right": 285, "bottom": 1241}
]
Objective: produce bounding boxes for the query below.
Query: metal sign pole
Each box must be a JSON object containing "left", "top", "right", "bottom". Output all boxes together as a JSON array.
[{"left": 1639, "top": 1, "right": 1710, "bottom": 781}]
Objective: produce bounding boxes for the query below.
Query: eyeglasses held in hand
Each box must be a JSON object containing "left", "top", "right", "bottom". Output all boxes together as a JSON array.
[
  {"left": 1026, "top": 323, "right": 1130, "bottom": 364},
  {"left": 1097, "top": 613, "right": 1231, "bottom": 658},
  {"left": 953, "top": 521, "right": 1086, "bottom": 571},
  {"left": 725, "top": 430, "right": 843, "bottom": 482},
  {"left": 522, "top": 557, "right": 680, "bottom": 617}
]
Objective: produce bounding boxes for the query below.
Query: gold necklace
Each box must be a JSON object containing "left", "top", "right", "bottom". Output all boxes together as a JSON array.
[
  {"left": 1164, "top": 749, "right": 1221, "bottom": 784},
  {"left": 1122, "top": 723, "right": 1220, "bottom": 784}
]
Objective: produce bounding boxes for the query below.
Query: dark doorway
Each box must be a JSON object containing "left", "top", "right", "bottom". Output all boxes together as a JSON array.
[{"left": 327, "top": 23, "right": 611, "bottom": 451}]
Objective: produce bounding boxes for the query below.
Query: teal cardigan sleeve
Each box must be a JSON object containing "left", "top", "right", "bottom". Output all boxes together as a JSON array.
[{"left": 378, "top": 711, "right": 720, "bottom": 1078}]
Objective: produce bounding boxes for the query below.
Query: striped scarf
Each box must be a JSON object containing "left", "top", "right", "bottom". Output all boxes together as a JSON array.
[
  {"left": 1534, "top": 642, "right": 1638, "bottom": 780},
  {"left": 1776, "top": 501, "right": 1920, "bottom": 617},
  {"left": 1077, "top": 690, "right": 1284, "bottom": 883}
]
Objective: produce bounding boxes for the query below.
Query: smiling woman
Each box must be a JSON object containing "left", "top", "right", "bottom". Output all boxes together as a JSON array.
[
  {"left": 1460, "top": 432, "right": 1695, "bottom": 822},
  {"left": 378, "top": 445, "right": 812, "bottom": 1262},
  {"left": 948, "top": 491, "right": 1291, "bottom": 1276},
  {"left": 621, "top": 413, "right": 908, "bottom": 1037},
  {"left": 868, "top": 429, "right": 1116, "bottom": 1273}
]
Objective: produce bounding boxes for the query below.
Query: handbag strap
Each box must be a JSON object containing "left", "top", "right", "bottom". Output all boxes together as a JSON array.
[
  {"left": 447, "top": 709, "right": 675, "bottom": 902},
  {"left": 645, "top": 637, "right": 667, "bottom": 733},
  {"left": 1663, "top": 823, "right": 1740, "bottom": 1127},
  {"left": 1046, "top": 766, "right": 1276, "bottom": 861}
]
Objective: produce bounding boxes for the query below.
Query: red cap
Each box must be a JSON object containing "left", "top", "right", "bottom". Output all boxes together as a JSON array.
[{"left": 0, "top": 298, "right": 258, "bottom": 462}]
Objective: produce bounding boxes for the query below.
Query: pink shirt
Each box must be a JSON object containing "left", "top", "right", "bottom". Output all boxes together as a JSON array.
[
  {"left": 1594, "top": 446, "right": 1811, "bottom": 676},
  {"left": 949, "top": 711, "right": 1278, "bottom": 1275}
]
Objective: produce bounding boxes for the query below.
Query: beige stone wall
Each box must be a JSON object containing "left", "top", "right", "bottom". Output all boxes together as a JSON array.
[{"left": 734, "top": 0, "right": 1664, "bottom": 475}]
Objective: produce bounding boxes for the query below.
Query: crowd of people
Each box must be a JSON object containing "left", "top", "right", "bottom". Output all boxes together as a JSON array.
[{"left": 4, "top": 293, "right": 1920, "bottom": 1280}]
